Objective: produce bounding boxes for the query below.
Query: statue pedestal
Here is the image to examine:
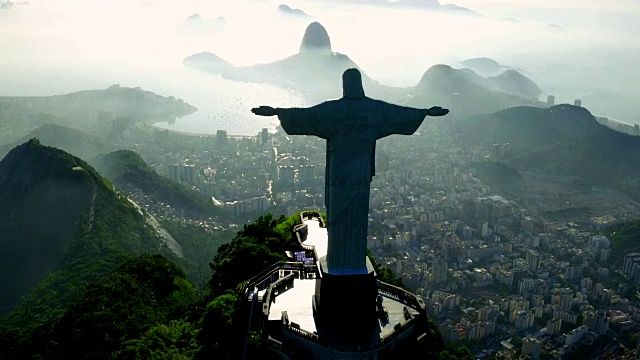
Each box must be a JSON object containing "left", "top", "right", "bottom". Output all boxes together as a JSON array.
[{"left": 312, "top": 256, "right": 379, "bottom": 344}]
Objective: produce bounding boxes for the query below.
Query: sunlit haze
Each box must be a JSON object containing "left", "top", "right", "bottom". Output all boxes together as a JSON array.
[{"left": 1, "top": 0, "right": 639, "bottom": 134}]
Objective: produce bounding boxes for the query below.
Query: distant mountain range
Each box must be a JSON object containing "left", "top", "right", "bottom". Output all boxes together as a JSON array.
[
  {"left": 403, "top": 64, "right": 542, "bottom": 116},
  {"left": 185, "top": 22, "right": 542, "bottom": 114},
  {"left": 278, "top": 4, "right": 313, "bottom": 18},
  {"left": 305, "top": 0, "right": 480, "bottom": 16},
  {"left": 0, "top": 85, "right": 195, "bottom": 145},
  {"left": 0, "top": 123, "right": 111, "bottom": 161},
  {"left": 452, "top": 105, "right": 640, "bottom": 200}
]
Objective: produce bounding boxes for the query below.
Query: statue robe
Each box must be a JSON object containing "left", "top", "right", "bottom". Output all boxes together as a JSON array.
[{"left": 278, "top": 97, "right": 428, "bottom": 275}]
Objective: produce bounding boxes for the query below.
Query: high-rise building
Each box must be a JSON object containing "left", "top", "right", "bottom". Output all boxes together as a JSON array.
[
  {"left": 298, "top": 165, "right": 315, "bottom": 182},
  {"left": 546, "top": 318, "right": 563, "bottom": 335},
  {"left": 580, "top": 277, "right": 594, "bottom": 293},
  {"left": 547, "top": 95, "right": 555, "bottom": 106},
  {"left": 515, "top": 311, "right": 534, "bottom": 330},
  {"left": 432, "top": 260, "right": 448, "bottom": 284},
  {"left": 251, "top": 196, "right": 270, "bottom": 213},
  {"left": 526, "top": 249, "right": 541, "bottom": 273},
  {"left": 522, "top": 337, "right": 542, "bottom": 360},
  {"left": 518, "top": 278, "right": 535, "bottom": 295},
  {"left": 559, "top": 288, "right": 574, "bottom": 311},
  {"left": 510, "top": 267, "right": 528, "bottom": 289},
  {"left": 480, "top": 222, "right": 490, "bottom": 237},
  {"left": 565, "top": 265, "right": 583, "bottom": 281},
  {"left": 623, "top": 253, "right": 640, "bottom": 282},
  {"left": 531, "top": 295, "right": 544, "bottom": 307},
  {"left": 216, "top": 129, "right": 228, "bottom": 147},
  {"left": 583, "top": 310, "right": 609, "bottom": 335},
  {"left": 277, "top": 165, "right": 295, "bottom": 183},
  {"left": 166, "top": 164, "right": 198, "bottom": 184},
  {"left": 587, "top": 235, "right": 611, "bottom": 262},
  {"left": 258, "top": 173, "right": 269, "bottom": 191},
  {"left": 565, "top": 325, "right": 588, "bottom": 346},
  {"left": 478, "top": 306, "right": 493, "bottom": 321}
]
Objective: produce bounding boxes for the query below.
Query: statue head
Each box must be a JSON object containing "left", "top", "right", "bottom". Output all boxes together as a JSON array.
[{"left": 342, "top": 68, "right": 365, "bottom": 99}]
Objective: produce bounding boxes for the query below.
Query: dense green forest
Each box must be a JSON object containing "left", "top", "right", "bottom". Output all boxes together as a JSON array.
[
  {"left": 453, "top": 105, "right": 640, "bottom": 201},
  {"left": 0, "top": 139, "right": 176, "bottom": 326},
  {"left": 472, "top": 160, "right": 525, "bottom": 196},
  {"left": 0, "top": 255, "right": 199, "bottom": 359},
  {"left": 603, "top": 220, "right": 640, "bottom": 265},
  {"left": 90, "top": 149, "right": 221, "bottom": 217},
  {"left": 161, "top": 220, "right": 233, "bottom": 287}
]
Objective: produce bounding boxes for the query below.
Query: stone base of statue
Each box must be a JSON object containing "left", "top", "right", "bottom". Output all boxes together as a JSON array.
[{"left": 312, "top": 256, "right": 379, "bottom": 344}]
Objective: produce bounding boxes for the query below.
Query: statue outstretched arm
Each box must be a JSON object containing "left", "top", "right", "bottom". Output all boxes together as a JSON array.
[
  {"left": 408, "top": 106, "right": 449, "bottom": 118},
  {"left": 251, "top": 106, "right": 278, "bottom": 116},
  {"left": 376, "top": 102, "right": 449, "bottom": 139},
  {"left": 251, "top": 104, "right": 330, "bottom": 138},
  {"left": 425, "top": 106, "right": 449, "bottom": 117}
]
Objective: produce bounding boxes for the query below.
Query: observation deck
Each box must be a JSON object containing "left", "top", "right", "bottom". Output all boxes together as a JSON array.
[{"left": 243, "top": 211, "right": 439, "bottom": 359}]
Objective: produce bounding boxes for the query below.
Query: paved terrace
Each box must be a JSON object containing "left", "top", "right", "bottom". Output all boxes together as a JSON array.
[{"left": 267, "top": 216, "right": 419, "bottom": 338}]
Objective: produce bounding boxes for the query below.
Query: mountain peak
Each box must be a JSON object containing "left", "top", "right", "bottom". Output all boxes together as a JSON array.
[{"left": 299, "top": 22, "right": 332, "bottom": 54}]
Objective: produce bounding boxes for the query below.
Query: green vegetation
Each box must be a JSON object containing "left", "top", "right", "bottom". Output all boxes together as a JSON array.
[
  {"left": 455, "top": 105, "right": 640, "bottom": 201},
  {"left": 1, "top": 255, "right": 199, "bottom": 359},
  {"left": 367, "top": 249, "right": 409, "bottom": 290},
  {"left": 603, "top": 219, "right": 640, "bottom": 265},
  {"left": 473, "top": 160, "right": 525, "bottom": 196},
  {"left": 161, "top": 220, "right": 233, "bottom": 286},
  {"left": 0, "top": 139, "right": 94, "bottom": 316},
  {"left": 121, "top": 319, "right": 201, "bottom": 359},
  {"left": 91, "top": 150, "right": 222, "bottom": 217},
  {"left": 439, "top": 341, "right": 475, "bottom": 360},
  {"left": 473, "top": 160, "right": 523, "bottom": 182},
  {"left": 0, "top": 139, "right": 173, "bottom": 326},
  {"left": 0, "top": 85, "right": 195, "bottom": 145},
  {"left": 0, "top": 123, "right": 111, "bottom": 160},
  {"left": 208, "top": 213, "right": 300, "bottom": 296}
]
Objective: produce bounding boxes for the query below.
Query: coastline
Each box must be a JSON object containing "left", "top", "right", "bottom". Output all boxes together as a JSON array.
[
  {"left": 149, "top": 107, "right": 276, "bottom": 138},
  {"left": 146, "top": 114, "right": 260, "bottom": 139}
]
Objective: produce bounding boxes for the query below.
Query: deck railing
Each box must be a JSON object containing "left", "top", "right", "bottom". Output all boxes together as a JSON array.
[
  {"left": 283, "top": 315, "right": 415, "bottom": 353},
  {"left": 243, "top": 212, "right": 324, "bottom": 295}
]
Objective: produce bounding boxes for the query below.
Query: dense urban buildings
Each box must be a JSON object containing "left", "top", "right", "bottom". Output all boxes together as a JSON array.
[{"left": 119, "top": 118, "right": 640, "bottom": 358}]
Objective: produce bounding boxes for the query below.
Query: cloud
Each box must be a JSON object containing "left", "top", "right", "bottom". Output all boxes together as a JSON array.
[
  {"left": 305, "top": 0, "right": 480, "bottom": 16},
  {"left": 176, "top": 13, "right": 225, "bottom": 37}
]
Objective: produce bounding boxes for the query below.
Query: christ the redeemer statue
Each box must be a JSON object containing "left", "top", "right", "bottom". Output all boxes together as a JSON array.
[{"left": 252, "top": 68, "right": 448, "bottom": 276}]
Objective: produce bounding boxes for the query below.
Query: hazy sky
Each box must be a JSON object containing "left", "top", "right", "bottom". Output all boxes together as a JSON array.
[{"left": 1, "top": 0, "right": 639, "bottom": 130}]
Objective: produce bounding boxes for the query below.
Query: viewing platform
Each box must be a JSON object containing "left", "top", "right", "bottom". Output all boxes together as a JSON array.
[{"left": 243, "top": 211, "right": 440, "bottom": 360}]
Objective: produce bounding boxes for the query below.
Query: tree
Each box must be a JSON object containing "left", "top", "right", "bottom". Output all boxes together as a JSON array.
[
  {"left": 207, "top": 214, "right": 298, "bottom": 296},
  {"left": 439, "top": 342, "right": 474, "bottom": 360},
  {"left": 120, "top": 320, "right": 201, "bottom": 359},
  {"left": 197, "top": 293, "right": 241, "bottom": 359}
]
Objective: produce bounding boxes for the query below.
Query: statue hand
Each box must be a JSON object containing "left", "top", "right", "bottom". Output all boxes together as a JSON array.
[
  {"left": 251, "top": 106, "right": 277, "bottom": 117},
  {"left": 427, "top": 106, "right": 449, "bottom": 117}
]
